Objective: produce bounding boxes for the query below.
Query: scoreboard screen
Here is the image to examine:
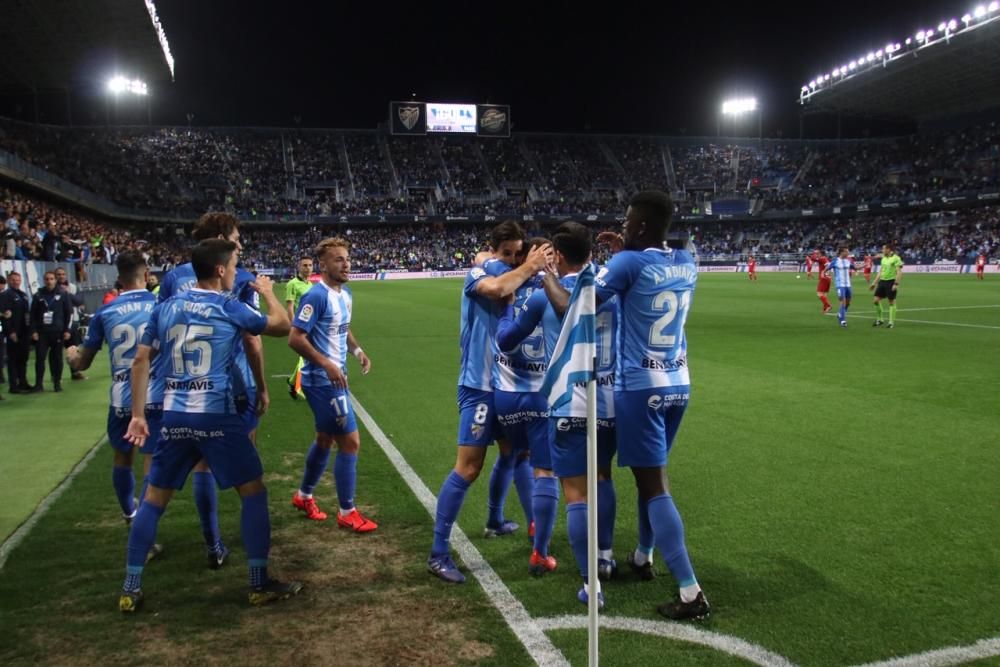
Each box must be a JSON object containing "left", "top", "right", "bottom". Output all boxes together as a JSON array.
[{"left": 426, "top": 103, "right": 477, "bottom": 133}]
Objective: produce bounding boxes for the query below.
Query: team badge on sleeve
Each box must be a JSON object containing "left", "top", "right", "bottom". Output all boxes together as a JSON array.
[{"left": 299, "top": 304, "right": 314, "bottom": 322}]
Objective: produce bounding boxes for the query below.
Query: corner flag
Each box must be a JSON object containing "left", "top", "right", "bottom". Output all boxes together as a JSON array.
[{"left": 540, "top": 265, "right": 596, "bottom": 416}]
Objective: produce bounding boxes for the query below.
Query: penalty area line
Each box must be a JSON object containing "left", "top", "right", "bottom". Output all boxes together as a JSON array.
[
  {"left": 350, "top": 396, "right": 569, "bottom": 667},
  {"left": 0, "top": 436, "right": 108, "bottom": 571}
]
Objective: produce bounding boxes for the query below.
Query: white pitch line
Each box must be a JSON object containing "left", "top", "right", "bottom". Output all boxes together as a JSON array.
[
  {"left": 897, "top": 305, "right": 1000, "bottom": 313},
  {"left": 853, "top": 637, "right": 1000, "bottom": 667},
  {"left": 350, "top": 397, "right": 569, "bottom": 667},
  {"left": 0, "top": 436, "right": 107, "bottom": 571},
  {"left": 535, "top": 615, "right": 796, "bottom": 667},
  {"left": 826, "top": 313, "right": 1000, "bottom": 330}
]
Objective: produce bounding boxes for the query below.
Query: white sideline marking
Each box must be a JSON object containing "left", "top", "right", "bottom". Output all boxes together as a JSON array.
[
  {"left": 854, "top": 637, "right": 1000, "bottom": 667},
  {"left": 827, "top": 313, "right": 1000, "bottom": 330},
  {"left": 270, "top": 374, "right": 292, "bottom": 378},
  {"left": 898, "top": 305, "right": 1000, "bottom": 313},
  {"left": 0, "top": 436, "right": 107, "bottom": 571},
  {"left": 350, "top": 397, "right": 569, "bottom": 667},
  {"left": 535, "top": 615, "right": 795, "bottom": 667}
]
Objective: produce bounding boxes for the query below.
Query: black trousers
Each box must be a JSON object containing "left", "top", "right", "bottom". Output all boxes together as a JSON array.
[
  {"left": 5, "top": 335, "right": 29, "bottom": 389},
  {"left": 34, "top": 332, "right": 64, "bottom": 387}
]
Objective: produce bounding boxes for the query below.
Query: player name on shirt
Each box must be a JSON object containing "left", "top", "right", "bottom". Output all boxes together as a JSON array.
[
  {"left": 642, "top": 357, "right": 687, "bottom": 371},
  {"left": 493, "top": 353, "right": 546, "bottom": 373},
  {"left": 166, "top": 378, "right": 216, "bottom": 391}
]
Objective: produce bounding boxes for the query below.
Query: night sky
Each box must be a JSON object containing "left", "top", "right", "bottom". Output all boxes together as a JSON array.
[{"left": 8, "top": 0, "right": 978, "bottom": 136}]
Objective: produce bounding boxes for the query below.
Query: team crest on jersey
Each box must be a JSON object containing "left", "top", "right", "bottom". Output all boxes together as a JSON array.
[
  {"left": 299, "top": 304, "right": 314, "bottom": 322},
  {"left": 470, "top": 424, "right": 484, "bottom": 438},
  {"left": 398, "top": 106, "right": 421, "bottom": 130}
]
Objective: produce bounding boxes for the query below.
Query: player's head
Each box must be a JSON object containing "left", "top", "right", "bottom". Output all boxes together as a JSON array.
[
  {"left": 488, "top": 220, "right": 525, "bottom": 266},
  {"left": 147, "top": 273, "right": 159, "bottom": 290},
  {"left": 192, "top": 239, "right": 239, "bottom": 290},
  {"left": 43, "top": 271, "right": 56, "bottom": 289},
  {"left": 551, "top": 222, "right": 592, "bottom": 273},
  {"left": 297, "top": 256, "right": 314, "bottom": 280},
  {"left": 315, "top": 237, "right": 351, "bottom": 285},
  {"left": 838, "top": 246, "right": 849, "bottom": 258},
  {"left": 514, "top": 236, "right": 549, "bottom": 266},
  {"left": 54, "top": 267, "right": 68, "bottom": 284},
  {"left": 115, "top": 251, "right": 149, "bottom": 290},
  {"left": 624, "top": 191, "right": 672, "bottom": 249},
  {"left": 193, "top": 212, "right": 242, "bottom": 250},
  {"left": 7, "top": 272, "right": 21, "bottom": 290}
]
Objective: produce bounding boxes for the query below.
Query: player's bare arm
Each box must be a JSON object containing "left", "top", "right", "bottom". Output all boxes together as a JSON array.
[
  {"left": 475, "top": 243, "right": 552, "bottom": 301},
  {"left": 125, "top": 344, "right": 153, "bottom": 447},
  {"left": 249, "top": 275, "right": 291, "bottom": 336},
  {"left": 346, "top": 329, "right": 371, "bottom": 375}
]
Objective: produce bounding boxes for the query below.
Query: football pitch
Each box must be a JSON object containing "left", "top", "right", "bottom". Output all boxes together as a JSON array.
[{"left": 1, "top": 273, "right": 997, "bottom": 666}]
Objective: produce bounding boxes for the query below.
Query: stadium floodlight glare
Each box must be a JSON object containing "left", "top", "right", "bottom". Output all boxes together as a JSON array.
[
  {"left": 916, "top": 30, "right": 926, "bottom": 41},
  {"left": 107, "top": 76, "right": 148, "bottom": 96},
  {"left": 990, "top": 1, "right": 999, "bottom": 12},
  {"left": 721, "top": 97, "right": 757, "bottom": 114},
  {"left": 876, "top": 49, "right": 883, "bottom": 58},
  {"left": 963, "top": 12, "right": 973, "bottom": 22},
  {"left": 906, "top": 36, "right": 913, "bottom": 44},
  {"left": 974, "top": 5, "right": 986, "bottom": 17},
  {"left": 948, "top": 19, "right": 958, "bottom": 29}
]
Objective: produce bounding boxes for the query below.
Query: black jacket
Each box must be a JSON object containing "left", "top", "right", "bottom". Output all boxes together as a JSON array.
[
  {"left": 30, "top": 287, "right": 72, "bottom": 336},
  {"left": 0, "top": 287, "right": 30, "bottom": 337}
]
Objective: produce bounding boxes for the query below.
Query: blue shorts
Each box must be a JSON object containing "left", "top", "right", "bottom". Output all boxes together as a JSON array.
[
  {"left": 235, "top": 388, "right": 260, "bottom": 434},
  {"left": 108, "top": 406, "right": 158, "bottom": 456},
  {"left": 495, "top": 390, "right": 551, "bottom": 469},
  {"left": 837, "top": 287, "right": 853, "bottom": 301},
  {"left": 303, "top": 384, "right": 358, "bottom": 436},
  {"left": 456, "top": 386, "right": 502, "bottom": 446},
  {"left": 550, "top": 417, "right": 617, "bottom": 478},
  {"left": 614, "top": 388, "right": 689, "bottom": 468},
  {"left": 149, "top": 412, "right": 263, "bottom": 490},
  {"left": 145, "top": 405, "right": 163, "bottom": 456}
]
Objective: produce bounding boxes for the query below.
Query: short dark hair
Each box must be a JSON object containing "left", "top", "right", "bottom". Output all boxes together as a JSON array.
[
  {"left": 116, "top": 251, "right": 148, "bottom": 284},
  {"left": 7, "top": 271, "right": 19, "bottom": 278},
  {"left": 629, "top": 190, "right": 673, "bottom": 237},
  {"left": 43, "top": 270, "right": 56, "bottom": 279},
  {"left": 551, "top": 222, "right": 592, "bottom": 265},
  {"left": 192, "top": 239, "right": 238, "bottom": 281},
  {"left": 489, "top": 220, "right": 525, "bottom": 250},
  {"left": 0, "top": 275, "right": 6, "bottom": 285},
  {"left": 192, "top": 212, "right": 240, "bottom": 242}
]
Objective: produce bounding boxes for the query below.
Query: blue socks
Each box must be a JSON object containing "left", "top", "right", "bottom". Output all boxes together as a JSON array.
[
  {"left": 240, "top": 490, "right": 270, "bottom": 588},
  {"left": 333, "top": 452, "right": 357, "bottom": 511},
  {"left": 192, "top": 471, "right": 222, "bottom": 550},
  {"left": 432, "top": 471, "right": 470, "bottom": 556},
  {"left": 597, "top": 479, "right": 616, "bottom": 552},
  {"left": 124, "top": 502, "right": 165, "bottom": 591},
  {"left": 532, "top": 476, "right": 559, "bottom": 557},
  {"left": 299, "top": 441, "right": 331, "bottom": 496},
  {"left": 487, "top": 452, "right": 515, "bottom": 527},
  {"left": 138, "top": 475, "right": 150, "bottom": 510},
  {"left": 513, "top": 456, "right": 535, "bottom": 525},
  {"left": 647, "top": 494, "right": 697, "bottom": 588},
  {"left": 566, "top": 501, "right": 589, "bottom": 580},
  {"left": 112, "top": 465, "right": 135, "bottom": 516},
  {"left": 839, "top": 303, "right": 847, "bottom": 322}
]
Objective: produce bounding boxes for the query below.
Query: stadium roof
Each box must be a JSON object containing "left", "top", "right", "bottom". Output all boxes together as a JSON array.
[
  {"left": 798, "top": 9, "right": 1000, "bottom": 122},
  {"left": 0, "top": 0, "right": 174, "bottom": 92}
]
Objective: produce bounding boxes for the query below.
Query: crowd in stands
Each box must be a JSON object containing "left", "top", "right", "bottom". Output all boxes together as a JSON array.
[{"left": 2, "top": 117, "right": 999, "bottom": 220}]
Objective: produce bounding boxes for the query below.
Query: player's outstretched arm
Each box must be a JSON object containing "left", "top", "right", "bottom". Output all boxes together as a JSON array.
[
  {"left": 346, "top": 329, "right": 371, "bottom": 375},
  {"left": 476, "top": 243, "right": 553, "bottom": 301},
  {"left": 249, "top": 276, "right": 290, "bottom": 336}
]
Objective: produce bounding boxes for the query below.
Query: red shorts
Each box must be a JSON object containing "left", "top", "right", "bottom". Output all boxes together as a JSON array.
[
  {"left": 977, "top": 267, "right": 984, "bottom": 273},
  {"left": 817, "top": 277, "right": 831, "bottom": 292},
  {"left": 864, "top": 269, "right": 871, "bottom": 276}
]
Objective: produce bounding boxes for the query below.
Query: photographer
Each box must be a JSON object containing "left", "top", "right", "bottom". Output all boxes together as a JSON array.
[{"left": 30, "top": 271, "right": 72, "bottom": 392}]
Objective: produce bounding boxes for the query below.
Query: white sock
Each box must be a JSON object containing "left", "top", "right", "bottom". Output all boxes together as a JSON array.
[
  {"left": 340, "top": 507, "right": 355, "bottom": 517},
  {"left": 584, "top": 580, "right": 602, "bottom": 596},
  {"left": 297, "top": 491, "right": 312, "bottom": 499},
  {"left": 632, "top": 548, "right": 651, "bottom": 566},
  {"left": 598, "top": 549, "right": 613, "bottom": 561},
  {"left": 679, "top": 583, "right": 702, "bottom": 603}
]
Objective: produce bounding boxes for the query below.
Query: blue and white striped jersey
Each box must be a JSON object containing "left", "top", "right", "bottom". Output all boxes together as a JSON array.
[
  {"left": 457, "top": 258, "right": 509, "bottom": 391},
  {"left": 153, "top": 262, "right": 259, "bottom": 404},
  {"left": 82, "top": 289, "right": 156, "bottom": 409},
  {"left": 142, "top": 288, "right": 267, "bottom": 414},
  {"left": 497, "top": 272, "right": 617, "bottom": 418},
  {"left": 828, "top": 257, "right": 855, "bottom": 289},
  {"left": 492, "top": 272, "right": 547, "bottom": 393},
  {"left": 595, "top": 248, "right": 696, "bottom": 391},
  {"left": 293, "top": 281, "right": 353, "bottom": 387}
]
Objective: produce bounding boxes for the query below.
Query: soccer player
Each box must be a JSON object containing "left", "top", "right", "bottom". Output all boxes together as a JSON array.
[
  {"left": 826, "top": 247, "right": 856, "bottom": 327},
  {"left": 427, "top": 221, "right": 552, "bottom": 584},
  {"left": 67, "top": 252, "right": 161, "bottom": 528},
  {"left": 747, "top": 255, "right": 757, "bottom": 282},
  {"left": 497, "top": 222, "right": 619, "bottom": 607},
  {"left": 863, "top": 254, "right": 874, "bottom": 285},
  {"left": 593, "top": 191, "right": 709, "bottom": 620},
  {"left": 805, "top": 249, "right": 818, "bottom": 279},
  {"left": 870, "top": 244, "right": 903, "bottom": 329},
  {"left": 284, "top": 256, "right": 314, "bottom": 400},
  {"left": 119, "top": 239, "right": 300, "bottom": 611},
  {"left": 289, "top": 238, "right": 377, "bottom": 532},
  {"left": 815, "top": 250, "right": 832, "bottom": 314},
  {"left": 976, "top": 253, "right": 987, "bottom": 280}
]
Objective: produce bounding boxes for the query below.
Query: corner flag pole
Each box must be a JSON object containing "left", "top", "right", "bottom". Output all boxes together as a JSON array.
[{"left": 586, "top": 301, "right": 599, "bottom": 666}]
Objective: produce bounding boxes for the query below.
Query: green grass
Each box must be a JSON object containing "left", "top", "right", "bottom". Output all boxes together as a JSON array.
[{"left": 1, "top": 273, "right": 998, "bottom": 666}]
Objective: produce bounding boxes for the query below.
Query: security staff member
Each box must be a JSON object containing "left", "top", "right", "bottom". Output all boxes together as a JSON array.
[
  {"left": 30, "top": 271, "right": 72, "bottom": 392},
  {"left": 0, "top": 272, "right": 31, "bottom": 392}
]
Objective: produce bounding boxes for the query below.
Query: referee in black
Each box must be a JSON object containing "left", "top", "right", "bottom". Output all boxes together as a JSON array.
[{"left": 30, "top": 271, "right": 72, "bottom": 392}]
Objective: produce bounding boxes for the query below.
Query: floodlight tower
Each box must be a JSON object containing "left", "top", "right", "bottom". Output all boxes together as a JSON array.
[
  {"left": 106, "top": 75, "right": 151, "bottom": 125},
  {"left": 719, "top": 97, "right": 761, "bottom": 142}
]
